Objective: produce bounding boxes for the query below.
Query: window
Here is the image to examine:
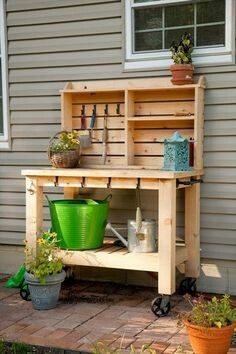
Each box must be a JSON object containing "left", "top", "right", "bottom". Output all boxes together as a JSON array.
[
  {"left": 0, "top": 0, "right": 9, "bottom": 149},
  {"left": 125, "top": 0, "right": 235, "bottom": 70}
]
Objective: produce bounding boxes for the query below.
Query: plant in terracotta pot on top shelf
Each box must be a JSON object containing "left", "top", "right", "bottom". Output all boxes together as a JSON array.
[
  {"left": 48, "top": 130, "right": 80, "bottom": 168},
  {"left": 180, "top": 294, "right": 236, "bottom": 354},
  {"left": 170, "top": 32, "right": 194, "bottom": 85},
  {"left": 24, "top": 231, "right": 66, "bottom": 310}
]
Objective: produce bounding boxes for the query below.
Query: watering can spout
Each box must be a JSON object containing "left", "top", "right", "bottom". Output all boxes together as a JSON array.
[{"left": 106, "top": 222, "right": 128, "bottom": 247}]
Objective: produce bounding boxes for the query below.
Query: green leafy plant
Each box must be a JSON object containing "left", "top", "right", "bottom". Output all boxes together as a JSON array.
[
  {"left": 0, "top": 340, "right": 35, "bottom": 354},
  {"left": 25, "top": 231, "right": 64, "bottom": 284},
  {"left": 170, "top": 33, "right": 193, "bottom": 64},
  {"left": 50, "top": 130, "right": 80, "bottom": 151},
  {"left": 183, "top": 294, "right": 236, "bottom": 328}
]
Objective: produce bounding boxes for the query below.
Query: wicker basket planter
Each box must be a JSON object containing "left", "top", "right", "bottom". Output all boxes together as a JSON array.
[
  {"left": 48, "top": 131, "right": 80, "bottom": 168},
  {"left": 49, "top": 148, "right": 80, "bottom": 168}
]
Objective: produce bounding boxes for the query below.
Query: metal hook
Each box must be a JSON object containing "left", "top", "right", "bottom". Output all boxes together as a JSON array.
[
  {"left": 107, "top": 177, "right": 111, "bottom": 189},
  {"left": 93, "top": 105, "right": 96, "bottom": 115},
  {"left": 104, "top": 104, "right": 109, "bottom": 116},
  {"left": 54, "top": 176, "right": 58, "bottom": 187},
  {"left": 116, "top": 103, "right": 120, "bottom": 115},
  {"left": 27, "top": 181, "right": 35, "bottom": 195},
  {"left": 81, "top": 104, "right": 85, "bottom": 116},
  {"left": 81, "top": 176, "right": 86, "bottom": 188}
]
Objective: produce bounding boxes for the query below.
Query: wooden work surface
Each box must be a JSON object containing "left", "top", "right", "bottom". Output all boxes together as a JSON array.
[{"left": 22, "top": 167, "right": 203, "bottom": 179}]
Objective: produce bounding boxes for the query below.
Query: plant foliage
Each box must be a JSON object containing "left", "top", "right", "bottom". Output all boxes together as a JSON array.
[
  {"left": 170, "top": 33, "right": 193, "bottom": 64},
  {"left": 183, "top": 294, "right": 236, "bottom": 328},
  {"left": 50, "top": 130, "right": 80, "bottom": 151},
  {"left": 25, "top": 231, "right": 64, "bottom": 284}
]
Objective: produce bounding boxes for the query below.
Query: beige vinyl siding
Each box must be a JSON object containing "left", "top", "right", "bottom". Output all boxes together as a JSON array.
[{"left": 0, "top": 0, "right": 235, "bottom": 292}]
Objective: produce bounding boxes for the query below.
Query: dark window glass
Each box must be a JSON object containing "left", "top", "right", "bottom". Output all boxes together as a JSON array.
[
  {"left": 197, "top": 0, "right": 225, "bottom": 24},
  {"left": 135, "top": 31, "right": 162, "bottom": 51},
  {"left": 165, "top": 4, "right": 194, "bottom": 27},
  {"left": 165, "top": 28, "right": 194, "bottom": 49},
  {"left": 197, "top": 25, "right": 225, "bottom": 46},
  {"left": 133, "top": 0, "right": 226, "bottom": 52},
  {"left": 134, "top": 8, "right": 162, "bottom": 31}
]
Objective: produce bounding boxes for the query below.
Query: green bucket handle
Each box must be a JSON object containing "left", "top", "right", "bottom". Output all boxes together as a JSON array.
[{"left": 45, "top": 194, "right": 52, "bottom": 206}]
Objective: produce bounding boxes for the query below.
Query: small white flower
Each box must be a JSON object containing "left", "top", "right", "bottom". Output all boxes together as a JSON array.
[{"left": 48, "top": 255, "right": 53, "bottom": 261}]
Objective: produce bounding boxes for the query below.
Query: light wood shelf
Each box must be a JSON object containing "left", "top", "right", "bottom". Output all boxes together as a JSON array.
[{"left": 58, "top": 240, "right": 187, "bottom": 272}]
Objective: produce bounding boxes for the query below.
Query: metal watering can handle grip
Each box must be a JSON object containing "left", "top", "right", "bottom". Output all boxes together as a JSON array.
[{"left": 136, "top": 207, "right": 142, "bottom": 233}]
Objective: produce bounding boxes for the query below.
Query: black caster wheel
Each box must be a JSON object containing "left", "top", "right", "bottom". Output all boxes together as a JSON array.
[
  {"left": 151, "top": 295, "right": 171, "bottom": 317},
  {"left": 20, "top": 284, "right": 31, "bottom": 301},
  {"left": 179, "top": 277, "right": 197, "bottom": 296}
]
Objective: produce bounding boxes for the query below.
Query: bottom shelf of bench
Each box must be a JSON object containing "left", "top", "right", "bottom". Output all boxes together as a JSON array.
[{"left": 58, "top": 240, "right": 187, "bottom": 273}]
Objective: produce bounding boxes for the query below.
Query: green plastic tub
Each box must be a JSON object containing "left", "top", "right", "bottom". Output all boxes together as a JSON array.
[{"left": 47, "top": 195, "right": 111, "bottom": 250}]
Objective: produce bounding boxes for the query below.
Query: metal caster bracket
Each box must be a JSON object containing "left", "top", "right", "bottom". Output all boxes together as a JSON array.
[
  {"left": 151, "top": 295, "right": 171, "bottom": 317},
  {"left": 20, "top": 283, "right": 31, "bottom": 301}
]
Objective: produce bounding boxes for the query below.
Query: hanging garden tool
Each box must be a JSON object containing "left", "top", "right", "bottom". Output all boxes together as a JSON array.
[
  {"left": 102, "top": 104, "right": 108, "bottom": 164},
  {"left": 79, "top": 105, "right": 96, "bottom": 148}
]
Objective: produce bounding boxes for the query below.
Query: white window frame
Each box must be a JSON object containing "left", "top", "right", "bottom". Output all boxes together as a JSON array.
[
  {"left": 125, "top": 0, "right": 235, "bottom": 70},
  {"left": 0, "top": 0, "right": 9, "bottom": 149}
]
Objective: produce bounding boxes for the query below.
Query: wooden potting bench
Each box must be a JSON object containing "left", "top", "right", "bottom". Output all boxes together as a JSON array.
[{"left": 22, "top": 77, "right": 205, "bottom": 313}]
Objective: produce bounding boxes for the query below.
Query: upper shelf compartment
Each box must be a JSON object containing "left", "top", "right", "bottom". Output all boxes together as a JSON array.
[{"left": 61, "top": 77, "right": 205, "bottom": 170}]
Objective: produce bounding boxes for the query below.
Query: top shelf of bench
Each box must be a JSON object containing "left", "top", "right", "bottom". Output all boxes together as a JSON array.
[{"left": 60, "top": 76, "right": 205, "bottom": 93}]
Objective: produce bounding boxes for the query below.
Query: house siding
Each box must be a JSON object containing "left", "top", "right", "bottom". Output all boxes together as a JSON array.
[{"left": 0, "top": 0, "right": 235, "bottom": 294}]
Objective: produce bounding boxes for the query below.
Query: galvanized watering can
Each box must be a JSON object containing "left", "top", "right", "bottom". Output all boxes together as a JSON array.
[{"left": 106, "top": 207, "right": 157, "bottom": 253}]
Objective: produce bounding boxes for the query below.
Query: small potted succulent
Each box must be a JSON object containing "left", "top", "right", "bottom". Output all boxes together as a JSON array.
[
  {"left": 170, "top": 33, "right": 194, "bottom": 85},
  {"left": 48, "top": 130, "right": 80, "bottom": 168},
  {"left": 181, "top": 294, "right": 236, "bottom": 354},
  {"left": 24, "top": 231, "right": 66, "bottom": 310}
]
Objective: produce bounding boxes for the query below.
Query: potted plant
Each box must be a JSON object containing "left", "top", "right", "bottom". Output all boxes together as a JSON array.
[
  {"left": 24, "top": 231, "right": 66, "bottom": 310},
  {"left": 48, "top": 130, "right": 80, "bottom": 168},
  {"left": 181, "top": 294, "right": 236, "bottom": 354},
  {"left": 170, "top": 33, "right": 194, "bottom": 85}
]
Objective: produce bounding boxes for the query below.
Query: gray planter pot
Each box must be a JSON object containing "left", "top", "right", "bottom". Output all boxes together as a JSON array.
[{"left": 24, "top": 270, "right": 66, "bottom": 310}]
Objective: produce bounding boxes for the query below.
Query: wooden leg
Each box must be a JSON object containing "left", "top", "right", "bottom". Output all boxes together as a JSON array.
[
  {"left": 64, "top": 187, "right": 79, "bottom": 199},
  {"left": 158, "top": 179, "right": 176, "bottom": 295},
  {"left": 185, "top": 182, "right": 200, "bottom": 278},
  {"left": 26, "top": 177, "right": 43, "bottom": 254}
]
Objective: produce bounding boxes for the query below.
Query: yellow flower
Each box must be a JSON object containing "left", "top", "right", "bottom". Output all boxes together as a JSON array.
[
  {"left": 71, "top": 138, "right": 79, "bottom": 144},
  {"left": 68, "top": 133, "right": 73, "bottom": 139},
  {"left": 37, "top": 238, "right": 45, "bottom": 245}
]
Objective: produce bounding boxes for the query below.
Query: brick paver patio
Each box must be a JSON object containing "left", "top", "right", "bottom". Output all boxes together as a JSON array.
[{"left": 0, "top": 275, "right": 235, "bottom": 353}]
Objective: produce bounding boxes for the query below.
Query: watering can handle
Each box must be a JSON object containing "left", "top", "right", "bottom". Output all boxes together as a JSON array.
[{"left": 104, "top": 194, "right": 112, "bottom": 202}]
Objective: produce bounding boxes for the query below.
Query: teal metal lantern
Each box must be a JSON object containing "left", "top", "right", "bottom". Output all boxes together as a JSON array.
[{"left": 163, "top": 131, "right": 191, "bottom": 171}]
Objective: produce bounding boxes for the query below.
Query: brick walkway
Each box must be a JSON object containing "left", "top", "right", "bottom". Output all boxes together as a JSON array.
[{"left": 0, "top": 276, "right": 235, "bottom": 353}]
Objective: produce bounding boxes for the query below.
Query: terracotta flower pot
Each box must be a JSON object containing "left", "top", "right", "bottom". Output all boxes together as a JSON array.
[
  {"left": 184, "top": 320, "right": 236, "bottom": 354},
  {"left": 170, "top": 64, "right": 194, "bottom": 85}
]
